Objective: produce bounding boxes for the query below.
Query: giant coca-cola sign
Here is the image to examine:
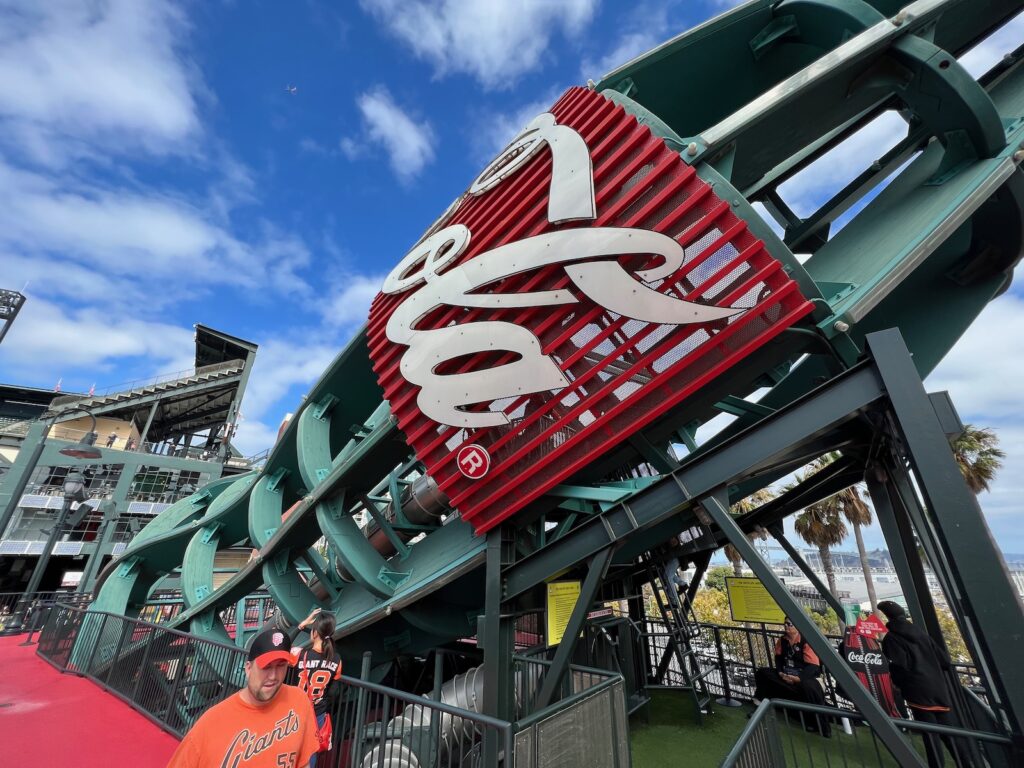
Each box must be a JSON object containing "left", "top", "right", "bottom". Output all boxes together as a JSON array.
[{"left": 368, "top": 87, "right": 813, "bottom": 533}]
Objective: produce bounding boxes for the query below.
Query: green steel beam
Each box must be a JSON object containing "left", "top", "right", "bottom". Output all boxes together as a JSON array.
[
  {"left": 701, "top": 487, "right": 925, "bottom": 768},
  {"left": 534, "top": 546, "right": 614, "bottom": 710},
  {"left": 867, "top": 328, "right": 1024, "bottom": 736},
  {"left": 504, "top": 362, "right": 886, "bottom": 600}
]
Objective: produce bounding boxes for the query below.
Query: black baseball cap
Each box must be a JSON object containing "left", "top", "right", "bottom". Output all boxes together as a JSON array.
[{"left": 248, "top": 628, "right": 295, "bottom": 669}]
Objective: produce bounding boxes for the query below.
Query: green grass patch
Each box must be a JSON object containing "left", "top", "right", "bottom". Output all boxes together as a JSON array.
[{"left": 629, "top": 692, "right": 949, "bottom": 767}]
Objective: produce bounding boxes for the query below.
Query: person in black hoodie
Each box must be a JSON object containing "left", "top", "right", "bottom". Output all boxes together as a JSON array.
[{"left": 878, "top": 601, "right": 963, "bottom": 768}]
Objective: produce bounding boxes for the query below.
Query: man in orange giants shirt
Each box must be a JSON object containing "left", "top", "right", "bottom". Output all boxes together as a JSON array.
[{"left": 167, "top": 627, "right": 320, "bottom": 768}]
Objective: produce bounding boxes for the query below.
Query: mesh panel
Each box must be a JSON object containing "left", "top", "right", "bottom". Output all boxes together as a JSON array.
[{"left": 368, "top": 86, "right": 813, "bottom": 531}]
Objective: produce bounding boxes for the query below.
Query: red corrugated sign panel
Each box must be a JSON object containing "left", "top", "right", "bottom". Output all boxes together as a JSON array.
[{"left": 367, "top": 86, "right": 813, "bottom": 534}]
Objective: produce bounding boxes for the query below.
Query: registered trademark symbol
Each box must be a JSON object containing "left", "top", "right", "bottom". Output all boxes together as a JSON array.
[{"left": 456, "top": 444, "right": 491, "bottom": 479}]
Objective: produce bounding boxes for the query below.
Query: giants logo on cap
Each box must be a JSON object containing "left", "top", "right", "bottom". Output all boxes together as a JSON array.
[
  {"left": 272, "top": 632, "right": 284, "bottom": 646},
  {"left": 368, "top": 87, "right": 813, "bottom": 533}
]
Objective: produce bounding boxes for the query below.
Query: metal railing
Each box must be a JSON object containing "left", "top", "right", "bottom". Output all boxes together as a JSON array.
[
  {"left": 50, "top": 358, "right": 245, "bottom": 405},
  {"left": 512, "top": 652, "right": 622, "bottom": 718},
  {"left": 317, "top": 656, "right": 514, "bottom": 768},
  {"left": 722, "top": 698, "right": 1016, "bottom": 767},
  {"left": 36, "top": 603, "right": 246, "bottom": 737},
  {"left": 643, "top": 620, "right": 984, "bottom": 712},
  {"left": 0, "top": 590, "right": 92, "bottom": 634}
]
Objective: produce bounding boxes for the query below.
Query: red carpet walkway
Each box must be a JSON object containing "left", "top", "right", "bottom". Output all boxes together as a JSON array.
[{"left": 0, "top": 634, "right": 179, "bottom": 766}]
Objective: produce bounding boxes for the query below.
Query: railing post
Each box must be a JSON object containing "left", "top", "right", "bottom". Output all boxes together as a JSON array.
[
  {"left": 163, "top": 637, "right": 193, "bottom": 732},
  {"left": 102, "top": 614, "right": 132, "bottom": 687},
  {"left": 714, "top": 625, "right": 743, "bottom": 707},
  {"left": 353, "top": 651, "right": 372, "bottom": 768},
  {"left": 83, "top": 612, "right": 111, "bottom": 676},
  {"left": 130, "top": 625, "right": 157, "bottom": 702},
  {"left": 764, "top": 706, "right": 786, "bottom": 766}
]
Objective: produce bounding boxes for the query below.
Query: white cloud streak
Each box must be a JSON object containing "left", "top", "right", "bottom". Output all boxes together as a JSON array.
[
  {"left": 355, "top": 87, "right": 436, "bottom": 184},
  {"left": 360, "top": 0, "right": 597, "bottom": 90},
  {"left": 0, "top": 0, "right": 201, "bottom": 166}
]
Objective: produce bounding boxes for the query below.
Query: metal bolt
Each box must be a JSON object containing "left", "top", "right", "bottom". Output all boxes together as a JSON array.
[
  {"left": 1014, "top": 150, "right": 1024, "bottom": 164},
  {"left": 833, "top": 320, "right": 851, "bottom": 333},
  {"left": 686, "top": 142, "right": 699, "bottom": 157}
]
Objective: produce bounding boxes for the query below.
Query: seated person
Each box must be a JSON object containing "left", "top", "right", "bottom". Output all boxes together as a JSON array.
[{"left": 754, "top": 616, "right": 830, "bottom": 736}]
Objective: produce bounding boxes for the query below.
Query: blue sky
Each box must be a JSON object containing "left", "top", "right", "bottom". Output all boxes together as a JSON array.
[{"left": 0, "top": 1, "right": 1022, "bottom": 553}]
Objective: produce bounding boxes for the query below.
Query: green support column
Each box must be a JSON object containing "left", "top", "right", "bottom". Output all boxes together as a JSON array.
[
  {"left": 482, "top": 526, "right": 515, "bottom": 768},
  {"left": 702, "top": 486, "right": 925, "bottom": 767},
  {"left": 535, "top": 546, "right": 614, "bottom": 709},
  {"left": 80, "top": 500, "right": 118, "bottom": 593},
  {"left": 867, "top": 329, "right": 1024, "bottom": 738}
]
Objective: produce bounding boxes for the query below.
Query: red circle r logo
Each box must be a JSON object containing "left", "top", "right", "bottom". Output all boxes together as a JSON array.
[{"left": 456, "top": 444, "right": 491, "bottom": 479}]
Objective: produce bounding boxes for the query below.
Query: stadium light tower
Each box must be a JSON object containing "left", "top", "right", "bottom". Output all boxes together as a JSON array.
[{"left": 0, "top": 289, "right": 25, "bottom": 345}]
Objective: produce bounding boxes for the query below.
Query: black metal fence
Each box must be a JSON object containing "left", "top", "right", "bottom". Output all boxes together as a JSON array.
[
  {"left": 643, "top": 620, "right": 984, "bottom": 712},
  {"left": 36, "top": 603, "right": 245, "bottom": 737},
  {"left": 0, "top": 589, "right": 92, "bottom": 634},
  {"left": 723, "top": 699, "right": 1016, "bottom": 767}
]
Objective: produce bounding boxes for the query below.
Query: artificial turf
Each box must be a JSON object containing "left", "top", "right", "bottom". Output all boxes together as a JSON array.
[{"left": 629, "top": 691, "right": 950, "bottom": 767}]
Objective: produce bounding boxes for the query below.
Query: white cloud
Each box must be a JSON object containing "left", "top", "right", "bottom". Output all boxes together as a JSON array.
[
  {"left": 355, "top": 87, "right": 436, "bottom": 184},
  {"left": 777, "top": 112, "right": 909, "bottom": 217},
  {"left": 924, "top": 291, "right": 1024, "bottom": 553},
  {"left": 582, "top": 31, "right": 666, "bottom": 83},
  {"left": 958, "top": 12, "right": 1024, "bottom": 78},
  {"left": 927, "top": 292, "right": 1024, "bottom": 423},
  {"left": 0, "top": 296, "right": 194, "bottom": 378},
  {"left": 474, "top": 90, "right": 562, "bottom": 162},
  {"left": 236, "top": 338, "right": 342, "bottom": 423},
  {"left": 322, "top": 274, "right": 385, "bottom": 328},
  {"left": 360, "top": 0, "right": 597, "bottom": 90},
  {"left": 0, "top": 0, "right": 201, "bottom": 165}
]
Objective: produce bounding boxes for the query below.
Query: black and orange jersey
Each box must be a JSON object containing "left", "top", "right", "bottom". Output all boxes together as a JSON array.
[{"left": 295, "top": 647, "right": 342, "bottom": 715}]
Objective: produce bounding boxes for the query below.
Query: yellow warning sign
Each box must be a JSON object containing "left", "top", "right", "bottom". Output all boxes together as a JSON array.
[
  {"left": 546, "top": 580, "right": 581, "bottom": 646},
  {"left": 726, "top": 576, "right": 786, "bottom": 624}
]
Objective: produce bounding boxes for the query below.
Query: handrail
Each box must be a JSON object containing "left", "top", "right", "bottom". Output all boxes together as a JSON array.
[
  {"left": 50, "top": 358, "right": 245, "bottom": 406},
  {"left": 721, "top": 698, "right": 1015, "bottom": 767},
  {"left": 58, "top": 604, "right": 244, "bottom": 653},
  {"left": 721, "top": 698, "right": 773, "bottom": 766},
  {"left": 337, "top": 672, "right": 515, "bottom": 730}
]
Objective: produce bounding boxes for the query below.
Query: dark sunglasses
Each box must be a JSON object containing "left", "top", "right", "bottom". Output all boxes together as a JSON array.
[{"left": 783, "top": 620, "right": 794, "bottom": 626}]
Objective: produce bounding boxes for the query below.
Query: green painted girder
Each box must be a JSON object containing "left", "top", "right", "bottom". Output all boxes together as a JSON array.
[
  {"left": 180, "top": 472, "right": 259, "bottom": 641},
  {"left": 89, "top": 476, "right": 242, "bottom": 616}
]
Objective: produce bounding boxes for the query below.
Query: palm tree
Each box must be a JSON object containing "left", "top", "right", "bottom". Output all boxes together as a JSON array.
[
  {"left": 950, "top": 425, "right": 1004, "bottom": 494},
  {"left": 793, "top": 498, "right": 848, "bottom": 598},
  {"left": 810, "top": 453, "right": 879, "bottom": 611},
  {"left": 725, "top": 488, "right": 776, "bottom": 576}
]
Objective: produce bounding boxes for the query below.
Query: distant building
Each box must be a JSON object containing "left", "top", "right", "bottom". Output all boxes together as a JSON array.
[
  {"left": 1010, "top": 570, "right": 1024, "bottom": 599},
  {"left": 0, "top": 325, "right": 260, "bottom": 594}
]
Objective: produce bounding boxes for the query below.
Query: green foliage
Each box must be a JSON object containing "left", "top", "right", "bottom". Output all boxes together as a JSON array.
[
  {"left": 950, "top": 424, "right": 1004, "bottom": 494},
  {"left": 935, "top": 605, "right": 971, "bottom": 664},
  {"left": 807, "top": 608, "right": 841, "bottom": 635},
  {"left": 692, "top": 584, "right": 736, "bottom": 626},
  {"left": 703, "top": 565, "right": 734, "bottom": 593}
]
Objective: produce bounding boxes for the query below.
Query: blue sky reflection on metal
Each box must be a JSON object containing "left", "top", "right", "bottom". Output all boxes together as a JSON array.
[{"left": 0, "top": 1, "right": 1021, "bottom": 551}]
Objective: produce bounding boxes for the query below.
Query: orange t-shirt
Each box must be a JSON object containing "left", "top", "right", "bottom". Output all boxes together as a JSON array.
[{"left": 167, "top": 684, "right": 320, "bottom": 768}]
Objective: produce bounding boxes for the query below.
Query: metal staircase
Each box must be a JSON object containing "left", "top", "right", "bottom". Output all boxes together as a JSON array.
[{"left": 643, "top": 552, "right": 715, "bottom": 725}]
